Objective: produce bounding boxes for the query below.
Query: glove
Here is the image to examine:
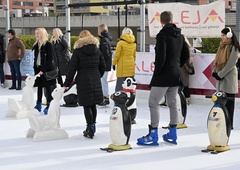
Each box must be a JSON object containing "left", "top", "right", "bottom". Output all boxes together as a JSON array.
[
  {"left": 212, "top": 72, "right": 223, "bottom": 80},
  {"left": 112, "top": 65, "right": 115, "bottom": 71}
]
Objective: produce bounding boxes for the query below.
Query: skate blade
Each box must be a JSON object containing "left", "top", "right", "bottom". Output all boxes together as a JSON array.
[
  {"left": 136, "top": 142, "right": 159, "bottom": 146},
  {"left": 163, "top": 138, "right": 177, "bottom": 145}
]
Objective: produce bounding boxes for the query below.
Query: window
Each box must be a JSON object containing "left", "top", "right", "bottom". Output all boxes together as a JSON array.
[{"left": 23, "top": 2, "right": 33, "bottom": 6}]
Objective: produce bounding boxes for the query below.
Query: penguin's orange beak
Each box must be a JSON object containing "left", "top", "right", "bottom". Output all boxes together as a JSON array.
[
  {"left": 110, "top": 94, "right": 114, "bottom": 100},
  {"left": 212, "top": 95, "right": 217, "bottom": 102}
]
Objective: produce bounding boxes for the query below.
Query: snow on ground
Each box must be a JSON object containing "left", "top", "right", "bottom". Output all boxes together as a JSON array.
[{"left": 1, "top": 81, "right": 240, "bottom": 170}]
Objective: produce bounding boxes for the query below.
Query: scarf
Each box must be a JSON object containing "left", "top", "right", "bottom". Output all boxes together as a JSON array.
[{"left": 214, "top": 38, "right": 232, "bottom": 71}]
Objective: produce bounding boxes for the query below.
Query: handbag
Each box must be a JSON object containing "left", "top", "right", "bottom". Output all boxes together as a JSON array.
[
  {"left": 44, "top": 59, "right": 59, "bottom": 81},
  {"left": 44, "top": 68, "right": 59, "bottom": 81}
]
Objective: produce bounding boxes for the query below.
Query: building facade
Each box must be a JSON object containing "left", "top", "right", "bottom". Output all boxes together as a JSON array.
[{"left": 0, "top": 0, "right": 54, "bottom": 16}]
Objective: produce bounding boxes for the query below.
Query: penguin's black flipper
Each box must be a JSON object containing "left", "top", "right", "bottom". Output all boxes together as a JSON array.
[
  {"left": 100, "top": 147, "right": 114, "bottom": 153},
  {"left": 201, "top": 149, "right": 211, "bottom": 153}
]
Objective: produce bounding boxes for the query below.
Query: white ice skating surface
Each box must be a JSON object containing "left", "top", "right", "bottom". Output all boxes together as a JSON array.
[{"left": 1, "top": 80, "right": 240, "bottom": 170}]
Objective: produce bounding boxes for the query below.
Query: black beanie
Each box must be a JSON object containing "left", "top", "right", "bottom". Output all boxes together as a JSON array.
[{"left": 221, "top": 27, "right": 230, "bottom": 35}]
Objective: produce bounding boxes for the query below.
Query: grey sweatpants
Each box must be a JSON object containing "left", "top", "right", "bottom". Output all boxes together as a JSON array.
[{"left": 149, "top": 86, "right": 178, "bottom": 128}]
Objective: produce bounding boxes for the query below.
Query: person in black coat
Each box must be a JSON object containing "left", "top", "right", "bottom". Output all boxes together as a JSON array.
[
  {"left": 0, "top": 33, "right": 5, "bottom": 88},
  {"left": 137, "top": 11, "right": 190, "bottom": 146},
  {"left": 63, "top": 30, "right": 106, "bottom": 139},
  {"left": 51, "top": 28, "right": 71, "bottom": 86},
  {"left": 32, "top": 28, "right": 56, "bottom": 115},
  {"left": 98, "top": 24, "right": 113, "bottom": 106}
]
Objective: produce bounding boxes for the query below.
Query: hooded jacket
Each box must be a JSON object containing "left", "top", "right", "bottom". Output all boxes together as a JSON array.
[
  {"left": 112, "top": 33, "right": 136, "bottom": 78},
  {"left": 99, "top": 31, "right": 112, "bottom": 71},
  {"left": 63, "top": 36, "right": 106, "bottom": 106},
  {"left": 150, "top": 23, "right": 189, "bottom": 87}
]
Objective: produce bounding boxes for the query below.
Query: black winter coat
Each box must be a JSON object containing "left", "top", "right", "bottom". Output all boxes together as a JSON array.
[
  {"left": 99, "top": 31, "right": 112, "bottom": 71},
  {"left": 0, "top": 34, "right": 4, "bottom": 63},
  {"left": 150, "top": 23, "right": 190, "bottom": 87},
  {"left": 63, "top": 36, "right": 106, "bottom": 106},
  {"left": 32, "top": 41, "right": 56, "bottom": 87},
  {"left": 52, "top": 36, "right": 70, "bottom": 75}
]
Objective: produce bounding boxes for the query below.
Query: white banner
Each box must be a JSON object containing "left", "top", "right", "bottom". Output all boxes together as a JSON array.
[{"left": 148, "top": 0, "right": 225, "bottom": 38}]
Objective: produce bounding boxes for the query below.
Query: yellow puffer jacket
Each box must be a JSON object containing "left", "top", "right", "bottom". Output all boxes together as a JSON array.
[{"left": 112, "top": 34, "right": 136, "bottom": 78}]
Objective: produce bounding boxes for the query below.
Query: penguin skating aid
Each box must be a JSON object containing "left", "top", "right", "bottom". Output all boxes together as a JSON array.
[
  {"left": 100, "top": 91, "right": 132, "bottom": 152},
  {"left": 201, "top": 91, "right": 231, "bottom": 154},
  {"left": 122, "top": 77, "right": 137, "bottom": 124},
  {"left": 162, "top": 87, "right": 187, "bottom": 129}
]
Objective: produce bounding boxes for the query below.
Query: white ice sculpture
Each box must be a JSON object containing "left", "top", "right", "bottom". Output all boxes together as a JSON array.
[
  {"left": 26, "top": 85, "right": 68, "bottom": 142},
  {"left": 6, "top": 74, "right": 40, "bottom": 119}
]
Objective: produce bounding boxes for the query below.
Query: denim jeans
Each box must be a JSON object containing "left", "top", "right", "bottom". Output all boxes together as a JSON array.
[
  {"left": 0, "top": 63, "right": 5, "bottom": 84},
  {"left": 101, "top": 71, "right": 109, "bottom": 97},
  {"left": 8, "top": 60, "right": 22, "bottom": 87}
]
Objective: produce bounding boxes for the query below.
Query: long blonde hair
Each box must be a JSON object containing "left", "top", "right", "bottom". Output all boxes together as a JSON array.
[
  {"left": 35, "top": 28, "right": 49, "bottom": 47},
  {"left": 51, "top": 28, "right": 63, "bottom": 44},
  {"left": 98, "top": 24, "right": 108, "bottom": 36},
  {"left": 79, "top": 30, "right": 93, "bottom": 38}
]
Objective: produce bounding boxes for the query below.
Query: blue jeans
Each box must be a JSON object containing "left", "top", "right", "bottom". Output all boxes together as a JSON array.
[
  {"left": 8, "top": 60, "right": 22, "bottom": 87},
  {"left": 101, "top": 71, "right": 109, "bottom": 97},
  {"left": 0, "top": 63, "right": 5, "bottom": 84}
]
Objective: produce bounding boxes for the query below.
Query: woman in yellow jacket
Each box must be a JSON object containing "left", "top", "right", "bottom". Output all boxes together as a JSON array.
[{"left": 112, "top": 27, "right": 136, "bottom": 92}]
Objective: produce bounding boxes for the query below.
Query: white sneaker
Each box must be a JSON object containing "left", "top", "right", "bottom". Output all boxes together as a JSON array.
[{"left": 1, "top": 83, "right": 5, "bottom": 88}]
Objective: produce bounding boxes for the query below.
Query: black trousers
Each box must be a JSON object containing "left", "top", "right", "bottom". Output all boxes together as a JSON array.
[
  {"left": 83, "top": 105, "right": 97, "bottom": 125},
  {"left": 37, "top": 85, "right": 53, "bottom": 104},
  {"left": 225, "top": 93, "right": 235, "bottom": 129},
  {"left": 183, "top": 86, "right": 190, "bottom": 98}
]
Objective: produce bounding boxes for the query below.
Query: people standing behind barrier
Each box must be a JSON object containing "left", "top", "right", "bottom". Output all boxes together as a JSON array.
[
  {"left": 137, "top": 11, "right": 189, "bottom": 146},
  {"left": 32, "top": 28, "right": 56, "bottom": 115},
  {"left": 112, "top": 27, "right": 136, "bottom": 92},
  {"left": 51, "top": 28, "right": 71, "bottom": 87},
  {"left": 97, "top": 24, "right": 113, "bottom": 106},
  {"left": 7, "top": 29, "right": 25, "bottom": 90},
  {"left": 63, "top": 30, "right": 106, "bottom": 139},
  {"left": 212, "top": 27, "right": 240, "bottom": 130},
  {"left": 0, "top": 33, "right": 5, "bottom": 88},
  {"left": 181, "top": 36, "right": 195, "bottom": 105}
]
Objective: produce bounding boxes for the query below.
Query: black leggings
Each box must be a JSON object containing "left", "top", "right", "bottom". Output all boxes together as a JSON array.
[
  {"left": 83, "top": 105, "right": 97, "bottom": 125},
  {"left": 183, "top": 86, "right": 190, "bottom": 98},
  {"left": 225, "top": 93, "right": 235, "bottom": 129},
  {"left": 37, "top": 86, "right": 53, "bottom": 104}
]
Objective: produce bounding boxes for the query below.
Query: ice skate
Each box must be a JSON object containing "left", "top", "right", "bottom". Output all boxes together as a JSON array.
[
  {"left": 162, "top": 126, "right": 177, "bottom": 144},
  {"left": 137, "top": 125, "right": 159, "bottom": 146},
  {"left": 83, "top": 124, "right": 95, "bottom": 139}
]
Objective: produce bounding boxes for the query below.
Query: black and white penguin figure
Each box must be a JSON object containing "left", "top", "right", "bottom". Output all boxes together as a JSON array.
[
  {"left": 62, "top": 82, "right": 78, "bottom": 107},
  {"left": 203, "top": 91, "right": 231, "bottom": 153},
  {"left": 176, "top": 86, "right": 187, "bottom": 128},
  {"left": 104, "top": 91, "right": 132, "bottom": 151},
  {"left": 162, "top": 87, "right": 187, "bottom": 129},
  {"left": 122, "top": 77, "right": 137, "bottom": 124}
]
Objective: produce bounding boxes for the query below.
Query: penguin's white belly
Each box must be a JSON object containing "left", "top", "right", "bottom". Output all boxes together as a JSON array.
[
  {"left": 109, "top": 107, "right": 127, "bottom": 145},
  {"left": 208, "top": 107, "right": 228, "bottom": 146}
]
